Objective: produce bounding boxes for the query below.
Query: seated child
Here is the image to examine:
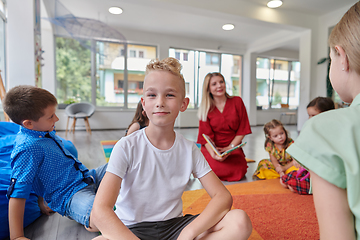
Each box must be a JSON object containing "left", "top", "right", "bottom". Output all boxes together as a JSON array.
[
  {"left": 281, "top": 96, "right": 335, "bottom": 194},
  {"left": 306, "top": 96, "right": 335, "bottom": 118},
  {"left": 125, "top": 100, "right": 149, "bottom": 136},
  {"left": 0, "top": 121, "right": 79, "bottom": 239},
  {"left": 90, "top": 57, "right": 252, "bottom": 240},
  {"left": 287, "top": 3, "right": 360, "bottom": 238},
  {"left": 253, "top": 119, "right": 298, "bottom": 180},
  {"left": 3, "top": 85, "right": 107, "bottom": 240}
]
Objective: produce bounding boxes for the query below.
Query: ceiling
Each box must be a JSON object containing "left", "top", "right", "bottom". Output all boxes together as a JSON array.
[{"left": 46, "top": 0, "right": 358, "bottom": 53}]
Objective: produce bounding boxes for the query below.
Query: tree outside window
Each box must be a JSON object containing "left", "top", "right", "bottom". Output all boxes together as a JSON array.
[
  {"left": 55, "top": 37, "right": 157, "bottom": 108},
  {"left": 56, "top": 37, "right": 92, "bottom": 104}
]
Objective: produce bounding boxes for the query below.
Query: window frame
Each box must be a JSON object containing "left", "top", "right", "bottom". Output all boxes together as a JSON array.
[
  {"left": 256, "top": 57, "right": 300, "bottom": 110},
  {"left": 54, "top": 35, "right": 158, "bottom": 109},
  {"left": 169, "top": 47, "right": 243, "bottom": 109}
]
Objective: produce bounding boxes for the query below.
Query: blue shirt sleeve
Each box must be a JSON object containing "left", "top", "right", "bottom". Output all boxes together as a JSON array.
[{"left": 8, "top": 143, "right": 44, "bottom": 199}]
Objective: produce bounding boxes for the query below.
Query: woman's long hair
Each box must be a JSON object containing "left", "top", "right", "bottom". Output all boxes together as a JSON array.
[{"left": 197, "top": 72, "right": 231, "bottom": 121}]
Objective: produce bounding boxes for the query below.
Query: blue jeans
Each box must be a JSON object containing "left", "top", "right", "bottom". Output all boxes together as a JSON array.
[{"left": 64, "top": 163, "right": 107, "bottom": 228}]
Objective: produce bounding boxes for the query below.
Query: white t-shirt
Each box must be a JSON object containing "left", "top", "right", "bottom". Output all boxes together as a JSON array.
[{"left": 107, "top": 129, "right": 212, "bottom": 226}]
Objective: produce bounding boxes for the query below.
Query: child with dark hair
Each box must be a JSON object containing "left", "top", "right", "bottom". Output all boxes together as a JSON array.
[
  {"left": 281, "top": 96, "right": 335, "bottom": 195},
  {"left": 306, "top": 96, "right": 335, "bottom": 118},
  {"left": 4, "top": 85, "right": 106, "bottom": 240}
]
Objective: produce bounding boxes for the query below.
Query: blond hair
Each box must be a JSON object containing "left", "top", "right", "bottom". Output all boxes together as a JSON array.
[
  {"left": 328, "top": 2, "right": 360, "bottom": 75},
  {"left": 197, "top": 72, "right": 231, "bottom": 121},
  {"left": 145, "top": 57, "right": 186, "bottom": 97}
]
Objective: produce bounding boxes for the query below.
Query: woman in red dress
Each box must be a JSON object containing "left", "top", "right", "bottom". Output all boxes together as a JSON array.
[{"left": 197, "top": 72, "right": 252, "bottom": 181}]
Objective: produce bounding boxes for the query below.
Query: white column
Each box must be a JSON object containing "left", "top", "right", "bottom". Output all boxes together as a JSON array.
[
  {"left": 297, "top": 30, "right": 312, "bottom": 131},
  {"left": 242, "top": 51, "right": 257, "bottom": 126},
  {"left": 41, "top": 0, "right": 56, "bottom": 94},
  {"left": 7, "top": 0, "right": 36, "bottom": 89}
]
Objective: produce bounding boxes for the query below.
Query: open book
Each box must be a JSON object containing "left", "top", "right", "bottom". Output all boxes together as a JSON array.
[{"left": 202, "top": 134, "right": 247, "bottom": 157}]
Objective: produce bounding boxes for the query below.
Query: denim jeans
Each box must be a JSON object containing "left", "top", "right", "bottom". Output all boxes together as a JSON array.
[{"left": 64, "top": 163, "right": 107, "bottom": 227}]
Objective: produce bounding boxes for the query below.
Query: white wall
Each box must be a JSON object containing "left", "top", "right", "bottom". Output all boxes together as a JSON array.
[
  {"left": 7, "top": 0, "right": 36, "bottom": 89},
  {"left": 41, "top": 0, "right": 56, "bottom": 94},
  {"left": 256, "top": 109, "right": 297, "bottom": 126},
  {"left": 314, "top": 2, "right": 356, "bottom": 98}
]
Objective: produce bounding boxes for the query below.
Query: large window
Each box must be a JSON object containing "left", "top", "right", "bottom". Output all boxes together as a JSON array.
[
  {"left": 169, "top": 48, "right": 242, "bottom": 108},
  {"left": 256, "top": 57, "right": 300, "bottom": 110},
  {"left": 56, "top": 37, "right": 92, "bottom": 104},
  {"left": 55, "top": 37, "right": 157, "bottom": 108},
  {"left": 96, "top": 43, "right": 157, "bottom": 108}
]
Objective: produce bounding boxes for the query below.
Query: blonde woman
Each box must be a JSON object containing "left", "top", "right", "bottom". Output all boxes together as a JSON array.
[{"left": 197, "top": 72, "right": 251, "bottom": 181}]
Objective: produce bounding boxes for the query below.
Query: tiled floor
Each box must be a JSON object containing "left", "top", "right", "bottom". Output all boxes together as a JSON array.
[{"left": 23, "top": 124, "right": 298, "bottom": 239}]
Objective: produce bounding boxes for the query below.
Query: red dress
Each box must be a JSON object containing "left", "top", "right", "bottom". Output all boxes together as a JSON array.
[{"left": 197, "top": 97, "right": 252, "bottom": 181}]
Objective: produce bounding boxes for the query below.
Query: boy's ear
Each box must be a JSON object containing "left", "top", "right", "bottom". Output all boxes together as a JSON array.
[
  {"left": 22, "top": 120, "right": 34, "bottom": 130},
  {"left": 335, "top": 45, "right": 350, "bottom": 71},
  {"left": 141, "top": 97, "right": 146, "bottom": 110},
  {"left": 180, "top": 97, "right": 190, "bottom": 112}
]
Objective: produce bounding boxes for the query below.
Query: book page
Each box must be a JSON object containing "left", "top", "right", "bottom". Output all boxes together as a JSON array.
[{"left": 202, "top": 134, "right": 247, "bottom": 157}]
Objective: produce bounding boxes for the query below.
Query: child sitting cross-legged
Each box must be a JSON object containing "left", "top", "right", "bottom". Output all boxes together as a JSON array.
[
  {"left": 253, "top": 119, "right": 298, "bottom": 180},
  {"left": 3, "top": 85, "right": 107, "bottom": 240},
  {"left": 91, "top": 57, "right": 252, "bottom": 240}
]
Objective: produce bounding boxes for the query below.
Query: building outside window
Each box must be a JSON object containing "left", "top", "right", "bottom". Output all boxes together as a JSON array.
[
  {"left": 169, "top": 48, "right": 242, "bottom": 109},
  {"left": 55, "top": 37, "right": 157, "bottom": 108},
  {"left": 206, "top": 53, "right": 219, "bottom": 65},
  {"left": 256, "top": 57, "right": 300, "bottom": 110},
  {"left": 129, "top": 49, "right": 136, "bottom": 58},
  {"left": 175, "top": 51, "right": 180, "bottom": 60}
]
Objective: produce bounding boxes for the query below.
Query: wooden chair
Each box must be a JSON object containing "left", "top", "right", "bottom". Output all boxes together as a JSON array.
[{"left": 64, "top": 103, "right": 95, "bottom": 135}]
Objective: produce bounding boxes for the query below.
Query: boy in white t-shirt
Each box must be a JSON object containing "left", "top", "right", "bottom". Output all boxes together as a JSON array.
[{"left": 91, "top": 57, "right": 252, "bottom": 240}]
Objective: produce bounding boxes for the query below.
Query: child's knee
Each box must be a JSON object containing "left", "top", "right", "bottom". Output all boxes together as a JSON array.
[
  {"left": 92, "top": 235, "right": 107, "bottom": 240},
  {"left": 227, "top": 209, "right": 252, "bottom": 235}
]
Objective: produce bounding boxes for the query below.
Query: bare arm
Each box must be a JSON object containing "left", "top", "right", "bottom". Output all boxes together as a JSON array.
[
  {"left": 37, "top": 196, "right": 54, "bottom": 216},
  {"left": 218, "top": 135, "right": 245, "bottom": 153},
  {"left": 91, "top": 172, "right": 140, "bottom": 240},
  {"left": 311, "top": 171, "right": 355, "bottom": 240},
  {"left": 269, "top": 154, "right": 284, "bottom": 175},
  {"left": 126, "top": 123, "right": 140, "bottom": 136},
  {"left": 281, "top": 160, "right": 296, "bottom": 172},
  {"left": 177, "top": 171, "right": 232, "bottom": 239},
  {"left": 9, "top": 198, "right": 29, "bottom": 240}
]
